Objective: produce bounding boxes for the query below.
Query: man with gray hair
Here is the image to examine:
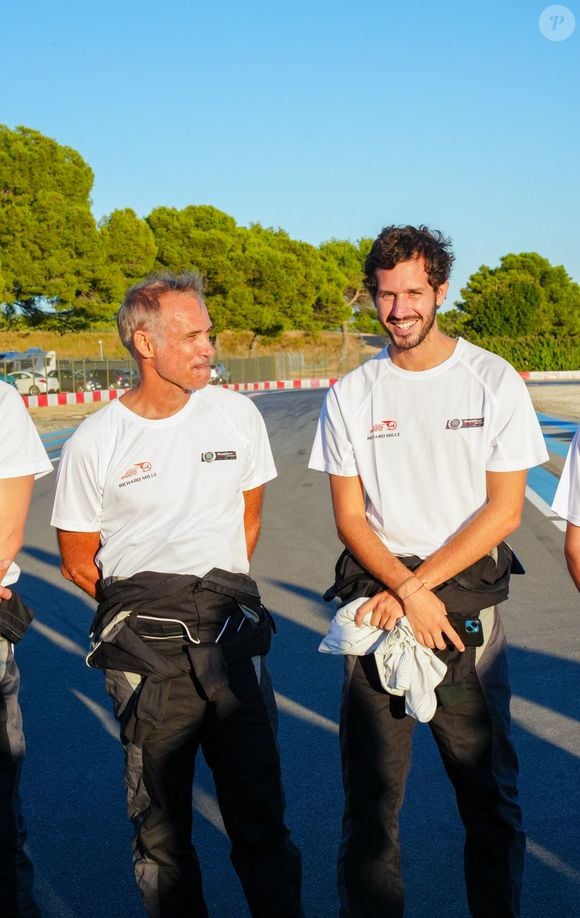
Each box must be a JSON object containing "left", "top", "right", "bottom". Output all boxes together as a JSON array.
[{"left": 52, "top": 273, "right": 302, "bottom": 917}]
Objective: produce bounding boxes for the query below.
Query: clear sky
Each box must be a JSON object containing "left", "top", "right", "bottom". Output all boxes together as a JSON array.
[{"left": 2, "top": 0, "right": 578, "bottom": 307}]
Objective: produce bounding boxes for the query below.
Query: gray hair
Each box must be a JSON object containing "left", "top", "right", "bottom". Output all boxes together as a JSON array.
[{"left": 117, "top": 271, "right": 205, "bottom": 357}]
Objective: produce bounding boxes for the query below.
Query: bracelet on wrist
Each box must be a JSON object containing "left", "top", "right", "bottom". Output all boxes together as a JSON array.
[
  {"left": 394, "top": 573, "right": 418, "bottom": 596},
  {"left": 401, "top": 581, "right": 426, "bottom": 601}
]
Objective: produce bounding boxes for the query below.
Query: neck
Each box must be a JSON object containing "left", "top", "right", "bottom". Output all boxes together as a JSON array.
[
  {"left": 120, "top": 377, "right": 192, "bottom": 419},
  {"left": 389, "top": 327, "right": 458, "bottom": 372}
]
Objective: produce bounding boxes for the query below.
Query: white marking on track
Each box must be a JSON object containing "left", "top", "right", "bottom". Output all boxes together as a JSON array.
[
  {"left": 72, "top": 689, "right": 119, "bottom": 739},
  {"left": 526, "top": 839, "right": 580, "bottom": 882},
  {"left": 525, "top": 486, "right": 567, "bottom": 534},
  {"left": 511, "top": 696, "right": 580, "bottom": 758},
  {"left": 275, "top": 692, "right": 339, "bottom": 734},
  {"left": 30, "top": 619, "right": 85, "bottom": 657},
  {"left": 192, "top": 787, "right": 226, "bottom": 834}
]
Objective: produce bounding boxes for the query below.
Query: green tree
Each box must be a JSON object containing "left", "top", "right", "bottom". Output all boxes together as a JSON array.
[
  {"left": 146, "top": 207, "right": 348, "bottom": 344},
  {"left": 319, "top": 237, "right": 377, "bottom": 344},
  {"left": 457, "top": 252, "right": 580, "bottom": 338},
  {"left": 0, "top": 125, "right": 101, "bottom": 325},
  {"left": 95, "top": 208, "right": 157, "bottom": 305}
]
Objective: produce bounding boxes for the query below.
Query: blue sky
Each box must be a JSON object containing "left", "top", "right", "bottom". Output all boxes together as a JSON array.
[{"left": 2, "top": 0, "right": 578, "bottom": 307}]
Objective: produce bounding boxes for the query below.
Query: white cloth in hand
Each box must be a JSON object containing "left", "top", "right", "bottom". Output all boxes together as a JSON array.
[{"left": 319, "top": 597, "right": 448, "bottom": 722}]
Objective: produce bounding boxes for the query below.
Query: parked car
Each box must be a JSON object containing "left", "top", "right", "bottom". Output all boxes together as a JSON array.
[
  {"left": 7, "top": 371, "right": 52, "bottom": 395},
  {"left": 46, "top": 370, "right": 65, "bottom": 393},
  {"left": 110, "top": 369, "right": 133, "bottom": 388},
  {"left": 209, "top": 363, "right": 231, "bottom": 385},
  {"left": 0, "top": 374, "right": 17, "bottom": 389}
]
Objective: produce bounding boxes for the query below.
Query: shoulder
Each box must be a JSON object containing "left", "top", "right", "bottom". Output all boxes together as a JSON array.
[
  {"left": 331, "top": 349, "right": 390, "bottom": 404},
  {"left": 196, "top": 385, "right": 266, "bottom": 425},
  {"left": 65, "top": 401, "right": 120, "bottom": 449},
  {"left": 456, "top": 339, "right": 526, "bottom": 392},
  {"left": 0, "top": 379, "right": 27, "bottom": 418}
]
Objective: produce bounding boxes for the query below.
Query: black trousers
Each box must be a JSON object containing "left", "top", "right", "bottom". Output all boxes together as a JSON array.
[
  {"left": 106, "top": 654, "right": 303, "bottom": 917},
  {"left": 0, "top": 645, "right": 39, "bottom": 918},
  {"left": 338, "top": 607, "right": 525, "bottom": 918}
]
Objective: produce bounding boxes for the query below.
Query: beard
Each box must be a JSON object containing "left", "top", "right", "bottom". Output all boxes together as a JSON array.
[{"left": 381, "top": 301, "right": 438, "bottom": 351}]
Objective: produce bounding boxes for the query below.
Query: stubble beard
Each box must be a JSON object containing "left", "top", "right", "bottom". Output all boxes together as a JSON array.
[{"left": 382, "top": 302, "right": 438, "bottom": 351}]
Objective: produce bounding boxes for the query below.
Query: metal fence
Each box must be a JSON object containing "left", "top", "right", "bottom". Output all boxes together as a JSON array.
[{"left": 1, "top": 348, "right": 369, "bottom": 392}]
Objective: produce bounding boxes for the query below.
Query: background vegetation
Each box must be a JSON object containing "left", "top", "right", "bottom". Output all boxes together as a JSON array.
[{"left": 1, "top": 125, "right": 578, "bottom": 369}]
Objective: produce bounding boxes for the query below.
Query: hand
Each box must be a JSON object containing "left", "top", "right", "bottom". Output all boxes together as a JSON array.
[
  {"left": 401, "top": 584, "right": 464, "bottom": 652},
  {"left": 0, "top": 559, "right": 12, "bottom": 601},
  {"left": 354, "top": 590, "right": 403, "bottom": 631}
]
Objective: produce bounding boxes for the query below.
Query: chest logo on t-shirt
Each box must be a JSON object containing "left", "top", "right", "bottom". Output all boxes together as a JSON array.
[
  {"left": 201, "top": 450, "right": 237, "bottom": 462},
  {"left": 367, "top": 419, "right": 400, "bottom": 441},
  {"left": 118, "top": 461, "right": 157, "bottom": 488},
  {"left": 445, "top": 417, "right": 485, "bottom": 430}
]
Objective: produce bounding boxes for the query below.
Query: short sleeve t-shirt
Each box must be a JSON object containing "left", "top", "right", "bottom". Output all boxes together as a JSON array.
[
  {"left": 309, "top": 339, "right": 548, "bottom": 558},
  {"left": 51, "top": 386, "right": 277, "bottom": 579},
  {"left": 551, "top": 428, "right": 580, "bottom": 526},
  {"left": 0, "top": 380, "right": 53, "bottom": 584}
]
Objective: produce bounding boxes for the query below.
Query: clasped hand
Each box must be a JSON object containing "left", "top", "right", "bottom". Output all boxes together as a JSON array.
[{"left": 354, "top": 583, "right": 465, "bottom": 652}]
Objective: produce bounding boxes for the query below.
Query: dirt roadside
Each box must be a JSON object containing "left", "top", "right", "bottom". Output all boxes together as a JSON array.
[{"left": 27, "top": 383, "right": 579, "bottom": 435}]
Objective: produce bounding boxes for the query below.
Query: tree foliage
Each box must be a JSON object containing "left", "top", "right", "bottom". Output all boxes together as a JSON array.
[
  {"left": 147, "top": 206, "right": 351, "bottom": 342},
  {"left": 1, "top": 124, "right": 578, "bottom": 364},
  {"left": 96, "top": 208, "right": 157, "bottom": 306},
  {"left": 0, "top": 125, "right": 100, "bottom": 323},
  {"left": 457, "top": 252, "right": 580, "bottom": 337}
]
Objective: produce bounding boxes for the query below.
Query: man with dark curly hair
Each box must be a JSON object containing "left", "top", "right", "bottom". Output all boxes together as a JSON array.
[{"left": 310, "top": 225, "right": 548, "bottom": 916}]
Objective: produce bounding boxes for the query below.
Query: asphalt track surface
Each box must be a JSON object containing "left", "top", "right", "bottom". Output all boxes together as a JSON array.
[{"left": 14, "top": 389, "right": 580, "bottom": 917}]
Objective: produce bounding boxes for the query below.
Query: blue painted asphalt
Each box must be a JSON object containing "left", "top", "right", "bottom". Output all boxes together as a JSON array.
[{"left": 532, "top": 411, "right": 578, "bottom": 505}]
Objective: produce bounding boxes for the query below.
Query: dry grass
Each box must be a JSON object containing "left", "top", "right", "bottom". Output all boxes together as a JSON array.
[{"left": 0, "top": 328, "right": 373, "bottom": 360}]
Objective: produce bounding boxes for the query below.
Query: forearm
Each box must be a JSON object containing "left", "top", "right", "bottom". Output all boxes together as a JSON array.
[
  {"left": 417, "top": 469, "right": 525, "bottom": 589},
  {"left": 0, "top": 476, "right": 35, "bottom": 564},
  {"left": 417, "top": 501, "right": 521, "bottom": 589},
  {"left": 0, "top": 531, "right": 25, "bottom": 566},
  {"left": 61, "top": 561, "right": 100, "bottom": 599},
  {"left": 243, "top": 485, "right": 265, "bottom": 562},
  {"left": 245, "top": 519, "right": 261, "bottom": 560},
  {"left": 57, "top": 530, "right": 101, "bottom": 599},
  {"left": 564, "top": 523, "right": 580, "bottom": 591},
  {"left": 335, "top": 511, "right": 417, "bottom": 592}
]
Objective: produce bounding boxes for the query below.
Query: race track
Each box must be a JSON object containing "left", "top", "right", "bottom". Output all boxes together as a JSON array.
[{"left": 14, "top": 389, "right": 580, "bottom": 917}]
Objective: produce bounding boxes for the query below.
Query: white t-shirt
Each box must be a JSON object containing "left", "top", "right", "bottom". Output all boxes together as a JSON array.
[
  {"left": 551, "top": 428, "right": 580, "bottom": 526},
  {"left": 51, "top": 386, "right": 277, "bottom": 579},
  {"left": 0, "top": 381, "right": 53, "bottom": 585},
  {"left": 309, "top": 338, "right": 548, "bottom": 558}
]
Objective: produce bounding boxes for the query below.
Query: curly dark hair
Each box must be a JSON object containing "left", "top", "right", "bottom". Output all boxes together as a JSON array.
[{"left": 363, "top": 225, "right": 454, "bottom": 297}]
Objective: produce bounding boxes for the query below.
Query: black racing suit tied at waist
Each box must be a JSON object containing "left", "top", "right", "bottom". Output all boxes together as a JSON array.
[
  {"left": 323, "top": 542, "right": 517, "bottom": 614},
  {"left": 89, "top": 569, "right": 275, "bottom": 744},
  {"left": 0, "top": 590, "right": 35, "bottom": 643},
  {"left": 323, "top": 544, "right": 521, "bottom": 709}
]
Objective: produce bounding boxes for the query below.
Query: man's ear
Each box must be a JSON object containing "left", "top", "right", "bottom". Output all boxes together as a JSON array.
[
  {"left": 133, "top": 329, "right": 154, "bottom": 359},
  {"left": 435, "top": 280, "right": 449, "bottom": 309}
]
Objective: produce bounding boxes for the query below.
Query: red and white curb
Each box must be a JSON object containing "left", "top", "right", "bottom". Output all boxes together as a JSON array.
[
  {"left": 22, "top": 378, "right": 339, "bottom": 409},
  {"left": 21, "top": 370, "right": 579, "bottom": 409},
  {"left": 519, "top": 370, "right": 580, "bottom": 380}
]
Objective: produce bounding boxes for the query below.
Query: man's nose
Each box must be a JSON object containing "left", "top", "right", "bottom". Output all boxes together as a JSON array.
[{"left": 388, "top": 295, "right": 408, "bottom": 316}]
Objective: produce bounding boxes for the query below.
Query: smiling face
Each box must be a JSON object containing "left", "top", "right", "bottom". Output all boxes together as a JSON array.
[
  {"left": 139, "top": 291, "right": 215, "bottom": 393},
  {"left": 374, "top": 256, "right": 449, "bottom": 353}
]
